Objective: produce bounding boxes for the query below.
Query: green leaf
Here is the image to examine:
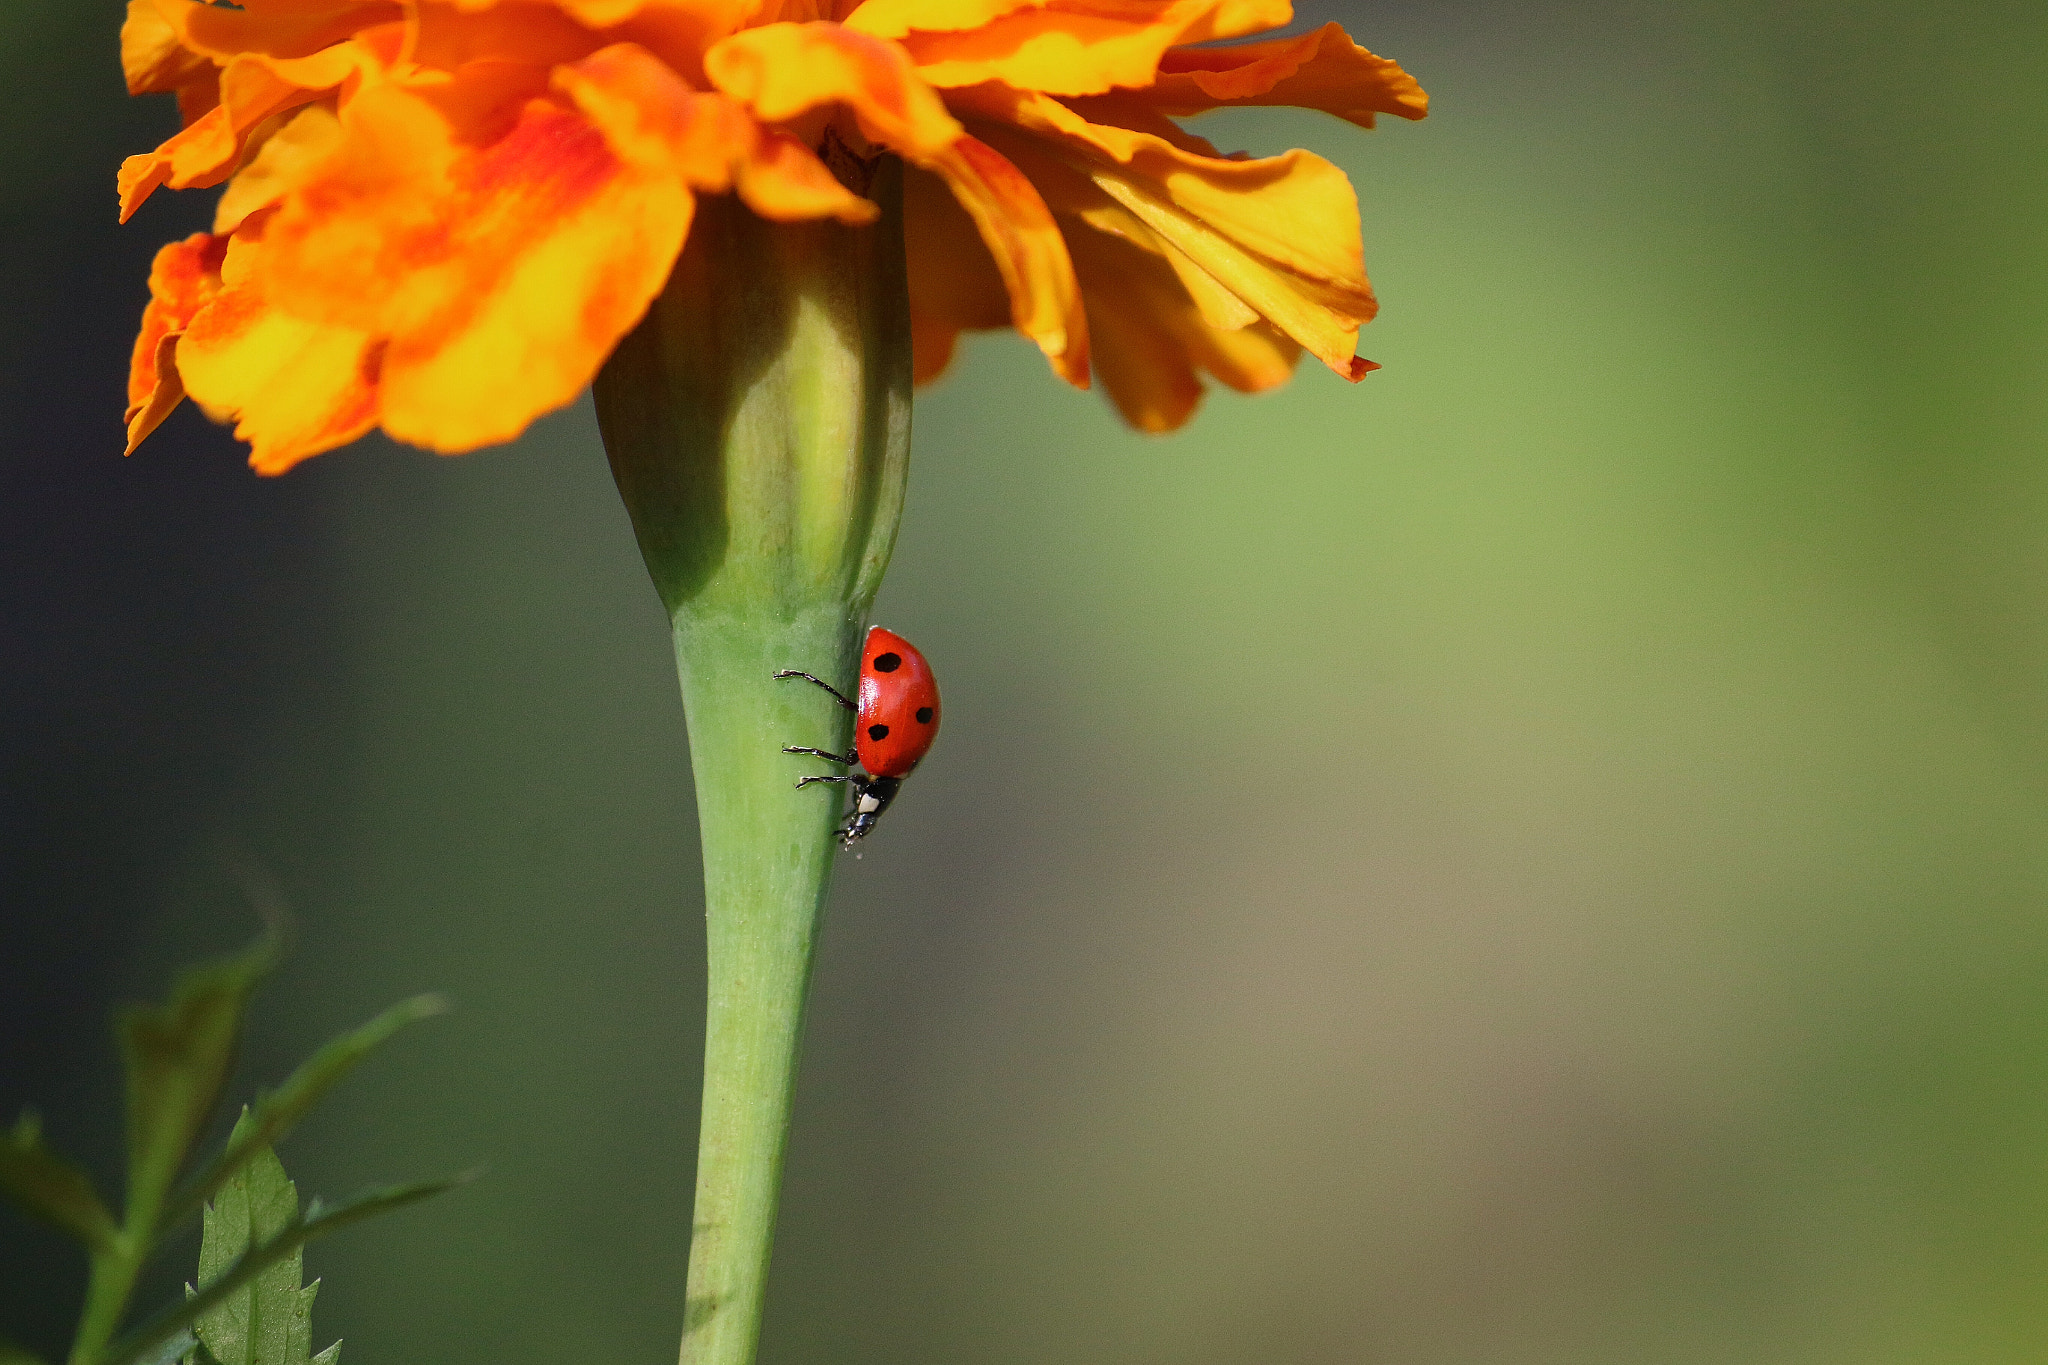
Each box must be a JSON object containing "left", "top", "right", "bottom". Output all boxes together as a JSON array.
[
  {"left": 101, "top": 1171, "right": 472, "bottom": 1365},
  {"left": 0, "top": 1111, "right": 120, "bottom": 1254},
  {"left": 164, "top": 995, "right": 447, "bottom": 1234},
  {"left": 192, "top": 1113, "right": 304, "bottom": 1365},
  {"left": 119, "top": 933, "right": 280, "bottom": 1229},
  {"left": 0, "top": 1332, "right": 50, "bottom": 1365}
]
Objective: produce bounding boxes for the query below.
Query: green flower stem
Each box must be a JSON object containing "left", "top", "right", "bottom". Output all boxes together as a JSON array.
[
  {"left": 594, "top": 156, "right": 911, "bottom": 1365},
  {"left": 69, "top": 1238, "right": 143, "bottom": 1365}
]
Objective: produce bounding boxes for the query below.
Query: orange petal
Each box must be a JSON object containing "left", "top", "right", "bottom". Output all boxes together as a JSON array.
[
  {"left": 411, "top": 2, "right": 610, "bottom": 72},
  {"left": 145, "top": 0, "right": 403, "bottom": 64},
  {"left": 707, "top": 24, "right": 1083, "bottom": 377},
  {"left": 125, "top": 232, "right": 229, "bottom": 452},
  {"left": 1065, "top": 220, "right": 1298, "bottom": 431},
  {"left": 961, "top": 87, "right": 1376, "bottom": 379},
  {"left": 557, "top": 41, "right": 876, "bottom": 223},
  {"left": 904, "top": 162, "right": 1011, "bottom": 382},
  {"left": 842, "top": 0, "right": 1039, "bottom": 37},
  {"left": 176, "top": 229, "right": 385, "bottom": 475},
  {"left": 875, "top": 0, "right": 1291, "bottom": 96},
  {"left": 849, "top": 0, "right": 1286, "bottom": 44},
  {"left": 1145, "top": 22, "right": 1427, "bottom": 128},
  {"left": 213, "top": 102, "right": 347, "bottom": 234},
  {"left": 704, "top": 21, "right": 963, "bottom": 158},
  {"left": 121, "top": 0, "right": 215, "bottom": 96},
  {"left": 924, "top": 133, "right": 1088, "bottom": 383},
  {"left": 740, "top": 131, "right": 884, "bottom": 221},
  {"left": 260, "top": 58, "right": 695, "bottom": 453},
  {"left": 118, "top": 39, "right": 384, "bottom": 221}
]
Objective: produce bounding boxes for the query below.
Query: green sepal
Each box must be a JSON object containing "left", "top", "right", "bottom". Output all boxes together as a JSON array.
[
  {"left": 162, "top": 995, "right": 446, "bottom": 1235},
  {"left": 101, "top": 1167, "right": 470, "bottom": 1365},
  {"left": 0, "top": 1111, "right": 120, "bottom": 1254},
  {"left": 118, "top": 933, "right": 280, "bottom": 1231}
]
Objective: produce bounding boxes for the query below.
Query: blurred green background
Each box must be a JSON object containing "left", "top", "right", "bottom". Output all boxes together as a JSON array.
[{"left": 6, "top": 2, "right": 2048, "bottom": 1362}]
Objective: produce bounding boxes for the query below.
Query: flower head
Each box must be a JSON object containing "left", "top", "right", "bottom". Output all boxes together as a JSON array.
[{"left": 119, "top": 0, "right": 1425, "bottom": 472}]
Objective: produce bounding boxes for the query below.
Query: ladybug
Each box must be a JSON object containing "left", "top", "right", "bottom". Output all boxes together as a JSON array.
[{"left": 775, "top": 625, "right": 941, "bottom": 847}]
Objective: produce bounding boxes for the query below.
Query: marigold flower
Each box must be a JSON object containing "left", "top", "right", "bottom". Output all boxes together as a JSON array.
[{"left": 118, "top": 0, "right": 1425, "bottom": 472}]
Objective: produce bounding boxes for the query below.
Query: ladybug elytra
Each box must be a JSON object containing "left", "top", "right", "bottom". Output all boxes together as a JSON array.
[{"left": 775, "top": 625, "right": 941, "bottom": 847}]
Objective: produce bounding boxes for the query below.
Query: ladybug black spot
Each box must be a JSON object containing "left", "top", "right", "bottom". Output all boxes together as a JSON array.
[
  {"left": 872, "top": 652, "right": 902, "bottom": 672},
  {"left": 867, "top": 724, "right": 890, "bottom": 741},
  {"left": 916, "top": 707, "right": 934, "bottom": 724}
]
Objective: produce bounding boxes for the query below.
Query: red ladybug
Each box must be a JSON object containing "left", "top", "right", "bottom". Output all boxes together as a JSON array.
[{"left": 775, "top": 625, "right": 941, "bottom": 846}]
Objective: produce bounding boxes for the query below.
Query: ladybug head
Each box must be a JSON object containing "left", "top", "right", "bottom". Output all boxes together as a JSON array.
[{"left": 839, "top": 774, "right": 904, "bottom": 847}]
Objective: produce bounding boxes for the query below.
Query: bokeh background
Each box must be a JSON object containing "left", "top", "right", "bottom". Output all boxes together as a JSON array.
[{"left": 7, "top": 1, "right": 2048, "bottom": 1362}]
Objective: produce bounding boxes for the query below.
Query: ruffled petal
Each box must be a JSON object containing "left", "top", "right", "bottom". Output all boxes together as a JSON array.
[
  {"left": 903, "top": 162, "right": 1014, "bottom": 382},
  {"left": 708, "top": 22, "right": 1085, "bottom": 379},
  {"left": 925, "top": 134, "right": 1088, "bottom": 382},
  {"left": 258, "top": 54, "right": 696, "bottom": 453},
  {"left": 145, "top": 0, "right": 404, "bottom": 64},
  {"left": 847, "top": 0, "right": 1285, "bottom": 44},
  {"left": 705, "top": 20, "right": 963, "bottom": 157},
  {"left": 841, "top": 0, "right": 1034, "bottom": 36},
  {"left": 118, "top": 36, "right": 392, "bottom": 221},
  {"left": 960, "top": 87, "right": 1377, "bottom": 379},
  {"left": 865, "top": 0, "right": 1291, "bottom": 96},
  {"left": 1065, "top": 221, "right": 1299, "bottom": 431},
  {"left": 212, "top": 102, "right": 348, "bottom": 234},
  {"left": 558, "top": 41, "right": 876, "bottom": 222},
  {"left": 176, "top": 220, "right": 384, "bottom": 474},
  {"left": 1144, "top": 22, "right": 1427, "bottom": 128},
  {"left": 125, "top": 232, "right": 229, "bottom": 452},
  {"left": 410, "top": 2, "right": 610, "bottom": 72},
  {"left": 121, "top": 0, "right": 216, "bottom": 97}
]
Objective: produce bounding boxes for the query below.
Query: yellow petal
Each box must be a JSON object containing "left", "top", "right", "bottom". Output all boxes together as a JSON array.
[
  {"left": 556, "top": 41, "right": 877, "bottom": 222},
  {"left": 1066, "top": 220, "right": 1298, "bottom": 431},
  {"left": 214, "top": 102, "right": 347, "bottom": 234},
  {"left": 962, "top": 88, "right": 1376, "bottom": 378},
  {"left": 118, "top": 37, "right": 389, "bottom": 221},
  {"left": 174, "top": 218, "right": 385, "bottom": 473},
  {"left": 705, "top": 21, "right": 962, "bottom": 158},
  {"left": 709, "top": 24, "right": 1083, "bottom": 378},
  {"left": 887, "top": 0, "right": 1291, "bottom": 96},
  {"left": 1144, "top": 22, "right": 1427, "bottom": 128},
  {"left": 260, "top": 58, "right": 695, "bottom": 452},
  {"left": 121, "top": 0, "right": 215, "bottom": 96},
  {"left": 125, "top": 232, "right": 229, "bottom": 452},
  {"left": 146, "top": 0, "right": 403, "bottom": 64},
  {"left": 903, "top": 162, "right": 1012, "bottom": 382},
  {"left": 925, "top": 134, "right": 1089, "bottom": 383}
]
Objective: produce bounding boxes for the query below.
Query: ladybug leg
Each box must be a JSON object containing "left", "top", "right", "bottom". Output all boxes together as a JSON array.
[
  {"left": 794, "top": 773, "right": 851, "bottom": 790},
  {"left": 773, "top": 670, "right": 856, "bottom": 710},
  {"left": 783, "top": 745, "right": 857, "bottom": 765}
]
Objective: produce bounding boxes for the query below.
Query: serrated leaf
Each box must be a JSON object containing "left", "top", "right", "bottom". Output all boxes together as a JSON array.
[
  {"left": 0, "top": 1112, "right": 120, "bottom": 1253},
  {"left": 102, "top": 1171, "right": 473, "bottom": 1365},
  {"left": 119, "top": 933, "right": 280, "bottom": 1227},
  {"left": 308, "top": 1343, "right": 338, "bottom": 1365},
  {"left": 194, "top": 1112, "right": 303, "bottom": 1365},
  {"left": 165, "top": 995, "right": 447, "bottom": 1234}
]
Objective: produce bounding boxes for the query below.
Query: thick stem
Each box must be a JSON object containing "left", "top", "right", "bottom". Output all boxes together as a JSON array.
[
  {"left": 669, "top": 608, "right": 849, "bottom": 1365},
  {"left": 595, "top": 159, "right": 911, "bottom": 1365}
]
